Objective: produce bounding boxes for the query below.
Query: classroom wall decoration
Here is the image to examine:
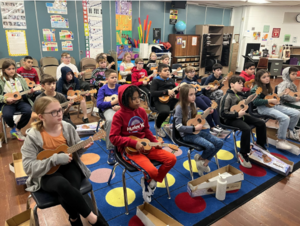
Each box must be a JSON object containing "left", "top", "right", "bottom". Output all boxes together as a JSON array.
[
  {"left": 46, "top": 0, "right": 67, "bottom": 14},
  {"left": 5, "top": 30, "right": 28, "bottom": 56},
  {"left": 284, "top": 34, "right": 291, "bottom": 42},
  {"left": 59, "top": 30, "right": 73, "bottom": 40},
  {"left": 1, "top": 1, "right": 26, "bottom": 29},
  {"left": 272, "top": 28, "right": 281, "bottom": 38},
  {"left": 82, "top": 0, "right": 104, "bottom": 58},
  {"left": 253, "top": 32, "right": 260, "bottom": 41},
  {"left": 262, "top": 34, "right": 268, "bottom": 41},
  {"left": 115, "top": 0, "right": 133, "bottom": 59},
  {"left": 62, "top": 41, "right": 73, "bottom": 51},
  {"left": 169, "top": 9, "right": 178, "bottom": 24},
  {"left": 263, "top": 25, "right": 270, "bottom": 33},
  {"left": 50, "top": 15, "right": 69, "bottom": 28},
  {"left": 43, "top": 29, "right": 56, "bottom": 41},
  {"left": 42, "top": 41, "right": 58, "bottom": 51}
]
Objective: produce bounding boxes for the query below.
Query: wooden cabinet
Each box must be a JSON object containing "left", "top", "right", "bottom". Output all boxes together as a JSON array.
[{"left": 168, "top": 34, "right": 201, "bottom": 57}]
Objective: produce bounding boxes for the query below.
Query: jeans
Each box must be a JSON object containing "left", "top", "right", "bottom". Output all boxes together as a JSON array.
[
  {"left": 182, "top": 131, "right": 223, "bottom": 160},
  {"left": 258, "top": 105, "right": 300, "bottom": 140},
  {"left": 195, "top": 95, "right": 220, "bottom": 128}
]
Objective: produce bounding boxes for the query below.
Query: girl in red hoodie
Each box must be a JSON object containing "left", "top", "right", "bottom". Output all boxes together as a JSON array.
[{"left": 109, "top": 85, "right": 176, "bottom": 203}]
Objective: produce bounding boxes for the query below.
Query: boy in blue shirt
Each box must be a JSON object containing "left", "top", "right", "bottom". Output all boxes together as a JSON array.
[{"left": 97, "top": 69, "right": 121, "bottom": 165}]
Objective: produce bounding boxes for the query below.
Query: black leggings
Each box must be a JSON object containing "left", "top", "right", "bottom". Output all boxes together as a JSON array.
[
  {"left": 41, "top": 161, "right": 91, "bottom": 219},
  {"left": 154, "top": 98, "right": 178, "bottom": 128}
]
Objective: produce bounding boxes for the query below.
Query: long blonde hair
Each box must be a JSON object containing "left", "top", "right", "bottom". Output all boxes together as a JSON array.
[
  {"left": 122, "top": 52, "right": 131, "bottom": 62},
  {"left": 177, "top": 84, "right": 197, "bottom": 125},
  {"left": 31, "top": 96, "right": 60, "bottom": 131}
]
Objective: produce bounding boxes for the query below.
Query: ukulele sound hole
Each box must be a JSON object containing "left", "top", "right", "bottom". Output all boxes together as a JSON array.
[
  {"left": 273, "top": 96, "right": 277, "bottom": 98},
  {"left": 240, "top": 105, "right": 244, "bottom": 108},
  {"left": 197, "top": 119, "right": 202, "bottom": 123},
  {"left": 14, "top": 94, "right": 18, "bottom": 98},
  {"left": 112, "top": 97, "right": 115, "bottom": 100},
  {"left": 141, "top": 142, "right": 147, "bottom": 146}
]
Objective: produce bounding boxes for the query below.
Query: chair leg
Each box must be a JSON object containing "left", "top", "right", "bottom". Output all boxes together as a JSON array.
[
  {"left": 77, "top": 104, "right": 81, "bottom": 118},
  {"left": 164, "top": 176, "right": 171, "bottom": 199},
  {"left": 107, "top": 162, "right": 119, "bottom": 185},
  {"left": 96, "top": 119, "right": 102, "bottom": 132},
  {"left": 122, "top": 168, "right": 129, "bottom": 215},
  {"left": 224, "top": 131, "right": 232, "bottom": 142},
  {"left": 187, "top": 148, "right": 194, "bottom": 180},
  {"left": 2, "top": 118, "right": 7, "bottom": 144},
  {"left": 90, "top": 190, "right": 98, "bottom": 215},
  {"left": 215, "top": 154, "right": 220, "bottom": 169},
  {"left": 154, "top": 117, "right": 158, "bottom": 140},
  {"left": 34, "top": 205, "right": 40, "bottom": 226},
  {"left": 251, "top": 131, "right": 255, "bottom": 143},
  {"left": 26, "top": 194, "right": 32, "bottom": 210},
  {"left": 232, "top": 131, "right": 239, "bottom": 162}
]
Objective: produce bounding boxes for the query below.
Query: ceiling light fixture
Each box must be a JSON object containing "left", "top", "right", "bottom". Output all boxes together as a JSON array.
[{"left": 246, "top": 0, "right": 271, "bottom": 4}]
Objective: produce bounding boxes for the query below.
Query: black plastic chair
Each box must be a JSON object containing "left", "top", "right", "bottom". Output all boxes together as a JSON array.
[
  {"left": 27, "top": 178, "right": 98, "bottom": 226},
  {"left": 96, "top": 108, "right": 106, "bottom": 132},
  {"left": 200, "top": 77, "right": 207, "bottom": 85},
  {"left": 274, "top": 86, "right": 278, "bottom": 94},
  {"left": 171, "top": 122, "right": 220, "bottom": 180},
  {"left": 107, "top": 147, "right": 171, "bottom": 215}
]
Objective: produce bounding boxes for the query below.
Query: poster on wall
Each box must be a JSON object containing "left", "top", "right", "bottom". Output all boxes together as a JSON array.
[
  {"left": 253, "top": 32, "right": 261, "bottom": 41},
  {"left": 263, "top": 25, "right": 270, "bottom": 33},
  {"left": 284, "top": 34, "right": 291, "bottom": 42},
  {"left": 62, "top": 41, "right": 73, "bottom": 51},
  {"left": 59, "top": 30, "right": 74, "bottom": 40},
  {"left": 272, "top": 28, "right": 281, "bottom": 38},
  {"left": 50, "top": 15, "right": 69, "bottom": 28},
  {"left": 293, "top": 37, "right": 297, "bottom": 43},
  {"left": 1, "top": 1, "right": 27, "bottom": 29},
  {"left": 153, "top": 28, "right": 161, "bottom": 42},
  {"left": 43, "top": 29, "right": 56, "bottom": 41},
  {"left": 42, "top": 41, "right": 58, "bottom": 51},
  {"left": 46, "top": 2, "right": 67, "bottom": 14},
  {"left": 5, "top": 30, "right": 28, "bottom": 56},
  {"left": 115, "top": 0, "right": 132, "bottom": 59},
  {"left": 169, "top": 9, "right": 178, "bottom": 24},
  {"left": 82, "top": 0, "right": 104, "bottom": 58},
  {"left": 262, "top": 34, "right": 268, "bottom": 41}
]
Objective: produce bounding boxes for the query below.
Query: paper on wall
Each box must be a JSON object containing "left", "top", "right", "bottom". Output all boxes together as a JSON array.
[
  {"left": 1, "top": 1, "right": 27, "bottom": 29},
  {"left": 192, "top": 36, "right": 197, "bottom": 46},
  {"left": 50, "top": 15, "right": 69, "bottom": 28},
  {"left": 42, "top": 41, "right": 58, "bottom": 51},
  {"left": 62, "top": 41, "right": 73, "bottom": 51},
  {"left": 43, "top": 29, "right": 56, "bottom": 41},
  {"left": 46, "top": 2, "right": 67, "bottom": 14},
  {"left": 59, "top": 30, "right": 74, "bottom": 40},
  {"left": 5, "top": 30, "right": 28, "bottom": 56}
]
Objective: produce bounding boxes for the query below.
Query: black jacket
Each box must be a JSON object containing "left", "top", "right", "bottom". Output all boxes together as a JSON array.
[{"left": 150, "top": 76, "right": 176, "bottom": 102}]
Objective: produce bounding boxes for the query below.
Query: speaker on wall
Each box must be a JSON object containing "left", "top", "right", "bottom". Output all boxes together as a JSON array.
[{"left": 171, "top": 1, "right": 187, "bottom": 9}]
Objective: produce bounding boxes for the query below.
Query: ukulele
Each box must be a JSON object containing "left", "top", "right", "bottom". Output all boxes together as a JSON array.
[
  {"left": 192, "top": 84, "right": 209, "bottom": 92},
  {"left": 159, "top": 82, "right": 187, "bottom": 103},
  {"left": 37, "top": 130, "right": 106, "bottom": 175},
  {"left": 230, "top": 87, "right": 262, "bottom": 113},
  {"left": 187, "top": 101, "right": 218, "bottom": 134},
  {"left": 287, "top": 90, "right": 300, "bottom": 98},
  {"left": 264, "top": 88, "right": 290, "bottom": 107},
  {"left": 4, "top": 85, "right": 42, "bottom": 103},
  {"left": 244, "top": 79, "right": 255, "bottom": 89},
  {"left": 125, "top": 136, "right": 178, "bottom": 155},
  {"left": 74, "top": 69, "right": 93, "bottom": 78},
  {"left": 60, "top": 99, "right": 75, "bottom": 108},
  {"left": 25, "top": 78, "right": 36, "bottom": 88},
  {"left": 104, "top": 94, "right": 118, "bottom": 102},
  {"left": 67, "top": 89, "right": 97, "bottom": 102},
  {"left": 138, "top": 73, "right": 156, "bottom": 83},
  {"left": 208, "top": 71, "right": 233, "bottom": 87},
  {"left": 150, "top": 66, "right": 158, "bottom": 71}
]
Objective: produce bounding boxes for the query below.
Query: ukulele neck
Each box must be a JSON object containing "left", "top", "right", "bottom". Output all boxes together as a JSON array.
[
  {"left": 20, "top": 86, "right": 39, "bottom": 95},
  {"left": 67, "top": 137, "right": 94, "bottom": 154},
  {"left": 148, "top": 142, "right": 168, "bottom": 147},
  {"left": 244, "top": 94, "right": 256, "bottom": 105},
  {"left": 61, "top": 101, "right": 71, "bottom": 108}
]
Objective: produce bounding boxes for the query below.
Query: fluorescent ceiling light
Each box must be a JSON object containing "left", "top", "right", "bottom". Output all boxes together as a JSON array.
[{"left": 246, "top": 0, "right": 271, "bottom": 3}]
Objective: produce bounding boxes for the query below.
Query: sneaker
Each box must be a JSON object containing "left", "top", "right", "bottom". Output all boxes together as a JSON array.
[
  {"left": 155, "top": 124, "right": 166, "bottom": 138},
  {"left": 194, "top": 154, "right": 211, "bottom": 176},
  {"left": 82, "top": 117, "right": 89, "bottom": 123},
  {"left": 276, "top": 140, "right": 292, "bottom": 150},
  {"left": 11, "top": 128, "right": 25, "bottom": 141},
  {"left": 238, "top": 152, "right": 252, "bottom": 168},
  {"left": 212, "top": 127, "right": 223, "bottom": 134},
  {"left": 149, "top": 179, "right": 157, "bottom": 195},
  {"left": 107, "top": 150, "right": 116, "bottom": 165},
  {"left": 140, "top": 177, "right": 152, "bottom": 203},
  {"left": 287, "top": 129, "right": 300, "bottom": 141}
]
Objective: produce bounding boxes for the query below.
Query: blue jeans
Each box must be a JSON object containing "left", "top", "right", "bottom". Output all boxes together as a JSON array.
[
  {"left": 182, "top": 131, "right": 223, "bottom": 160},
  {"left": 258, "top": 105, "right": 300, "bottom": 140}
]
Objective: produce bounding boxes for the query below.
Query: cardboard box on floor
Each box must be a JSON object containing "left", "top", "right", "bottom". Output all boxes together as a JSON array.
[
  {"left": 5, "top": 209, "right": 35, "bottom": 226},
  {"left": 12, "top": 153, "right": 28, "bottom": 185},
  {"left": 137, "top": 203, "right": 183, "bottom": 226},
  {"left": 187, "top": 165, "right": 244, "bottom": 197},
  {"left": 76, "top": 122, "right": 99, "bottom": 136}
]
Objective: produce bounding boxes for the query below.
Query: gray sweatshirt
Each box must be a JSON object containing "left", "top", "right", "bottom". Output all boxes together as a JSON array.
[
  {"left": 174, "top": 104, "right": 195, "bottom": 137},
  {"left": 277, "top": 67, "right": 298, "bottom": 103},
  {"left": 21, "top": 121, "right": 91, "bottom": 192}
]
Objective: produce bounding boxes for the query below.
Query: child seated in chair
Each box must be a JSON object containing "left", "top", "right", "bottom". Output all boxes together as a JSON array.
[
  {"left": 109, "top": 85, "right": 176, "bottom": 203},
  {"left": 97, "top": 69, "right": 121, "bottom": 165},
  {"left": 90, "top": 55, "right": 107, "bottom": 88}
]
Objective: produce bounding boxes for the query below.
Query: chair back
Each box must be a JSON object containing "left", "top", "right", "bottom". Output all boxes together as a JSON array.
[
  {"left": 172, "top": 119, "right": 182, "bottom": 143},
  {"left": 257, "top": 57, "right": 268, "bottom": 69},
  {"left": 60, "top": 57, "right": 76, "bottom": 65},
  {"left": 42, "top": 66, "right": 57, "bottom": 79},
  {"left": 201, "top": 77, "right": 207, "bottom": 85},
  {"left": 0, "top": 58, "right": 16, "bottom": 69},
  {"left": 274, "top": 86, "right": 278, "bottom": 94},
  {"left": 172, "top": 64, "right": 182, "bottom": 70},
  {"left": 40, "top": 57, "right": 59, "bottom": 67},
  {"left": 149, "top": 95, "right": 157, "bottom": 112},
  {"left": 80, "top": 57, "right": 97, "bottom": 80}
]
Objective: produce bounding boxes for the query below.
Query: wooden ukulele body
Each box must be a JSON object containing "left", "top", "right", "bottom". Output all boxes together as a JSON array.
[
  {"left": 138, "top": 77, "right": 150, "bottom": 83},
  {"left": 37, "top": 144, "right": 71, "bottom": 175},
  {"left": 158, "top": 95, "right": 170, "bottom": 103},
  {"left": 192, "top": 84, "right": 202, "bottom": 92},
  {"left": 25, "top": 78, "right": 35, "bottom": 88},
  {"left": 67, "top": 90, "right": 84, "bottom": 102},
  {"left": 104, "top": 94, "right": 118, "bottom": 102},
  {"left": 230, "top": 100, "right": 249, "bottom": 113},
  {"left": 125, "top": 136, "right": 152, "bottom": 155},
  {"left": 264, "top": 93, "right": 279, "bottom": 107},
  {"left": 187, "top": 115, "right": 206, "bottom": 134},
  {"left": 4, "top": 92, "right": 21, "bottom": 101},
  {"left": 244, "top": 79, "right": 255, "bottom": 88},
  {"left": 208, "top": 80, "right": 220, "bottom": 87},
  {"left": 288, "top": 91, "right": 300, "bottom": 98}
]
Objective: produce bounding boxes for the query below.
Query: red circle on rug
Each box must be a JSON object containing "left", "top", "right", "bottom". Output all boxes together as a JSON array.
[
  {"left": 128, "top": 215, "right": 143, "bottom": 226},
  {"left": 271, "top": 152, "right": 288, "bottom": 160},
  {"left": 175, "top": 192, "right": 206, "bottom": 213},
  {"left": 239, "top": 164, "right": 267, "bottom": 177},
  {"left": 227, "top": 189, "right": 240, "bottom": 193}
]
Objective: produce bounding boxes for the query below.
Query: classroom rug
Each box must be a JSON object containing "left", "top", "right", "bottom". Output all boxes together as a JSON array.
[{"left": 80, "top": 121, "right": 300, "bottom": 226}]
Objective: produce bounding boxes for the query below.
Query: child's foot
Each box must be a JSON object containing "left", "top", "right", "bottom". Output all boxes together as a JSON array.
[
  {"left": 107, "top": 150, "right": 116, "bottom": 165},
  {"left": 140, "top": 177, "right": 152, "bottom": 203},
  {"left": 155, "top": 124, "right": 166, "bottom": 137},
  {"left": 10, "top": 128, "right": 25, "bottom": 141},
  {"left": 238, "top": 152, "right": 252, "bottom": 168},
  {"left": 82, "top": 117, "right": 89, "bottom": 123},
  {"left": 149, "top": 179, "right": 157, "bottom": 195},
  {"left": 287, "top": 129, "right": 300, "bottom": 141},
  {"left": 276, "top": 140, "right": 292, "bottom": 150},
  {"left": 194, "top": 154, "right": 211, "bottom": 176}
]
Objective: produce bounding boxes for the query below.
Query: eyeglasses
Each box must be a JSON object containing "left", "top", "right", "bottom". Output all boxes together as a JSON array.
[
  {"left": 44, "top": 108, "right": 63, "bottom": 117},
  {"left": 137, "top": 63, "right": 144, "bottom": 65},
  {"left": 63, "top": 57, "right": 71, "bottom": 59}
]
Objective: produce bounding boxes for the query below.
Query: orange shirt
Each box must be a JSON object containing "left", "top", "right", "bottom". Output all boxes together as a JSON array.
[{"left": 41, "top": 130, "right": 67, "bottom": 150}]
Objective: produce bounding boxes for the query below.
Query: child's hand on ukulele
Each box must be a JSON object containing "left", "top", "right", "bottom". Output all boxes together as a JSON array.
[
  {"left": 111, "top": 98, "right": 119, "bottom": 106},
  {"left": 85, "top": 92, "right": 90, "bottom": 96},
  {"left": 212, "top": 85, "right": 219, "bottom": 91},
  {"left": 142, "top": 80, "right": 148, "bottom": 86},
  {"left": 6, "top": 97, "right": 16, "bottom": 103},
  {"left": 209, "top": 108, "right": 214, "bottom": 114},
  {"left": 136, "top": 142, "right": 144, "bottom": 153},
  {"left": 238, "top": 109, "right": 246, "bottom": 118},
  {"left": 168, "top": 90, "right": 175, "bottom": 97},
  {"left": 68, "top": 95, "right": 77, "bottom": 101},
  {"left": 205, "top": 86, "right": 211, "bottom": 90},
  {"left": 30, "top": 88, "right": 34, "bottom": 94},
  {"left": 112, "top": 105, "right": 120, "bottom": 111},
  {"left": 155, "top": 141, "right": 164, "bottom": 149},
  {"left": 222, "top": 77, "right": 227, "bottom": 84},
  {"left": 84, "top": 138, "right": 94, "bottom": 149},
  {"left": 195, "top": 124, "right": 203, "bottom": 131},
  {"left": 173, "top": 71, "right": 178, "bottom": 76},
  {"left": 268, "top": 99, "right": 280, "bottom": 105}
]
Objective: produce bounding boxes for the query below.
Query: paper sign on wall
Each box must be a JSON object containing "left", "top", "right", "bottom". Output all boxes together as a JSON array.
[
  {"left": 43, "top": 29, "right": 56, "bottom": 41},
  {"left": 253, "top": 32, "right": 261, "bottom": 41},
  {"left": 62, "top": 41, "right": 73, "bottom": 51},
  {"left": 42, "top": 41, "right": 58, "bottom": 51},
  {"left": 59, "top": 30, "right": 73, "bottom": 40},
  {"left": 262, "top": 34, "right": 268, "bottom": 41},
  {"left": 192, "top": 36, "right": 197, "bottom": 46},
  {"left": 5, "top": 30, "right": 28, "bottom": 56},
  {"left": 272, "top": 28, "right": 281, "bottom": 38},
  {"left": 46, "top": 2, "right": 67, "bottom": 14},
  {"left": 50, "top": 15, "right": 69, "bottom": 28},
  {"left": 263, "top": 25, "right": 270, "bottom": 33},
  {"left": 169, "top": 9, "right": 178, "bottom": 24},
  {"left": 1, "top": 1, "right": 27, "bottom": 29},
  {"left": 284, "top": 34, "right": 291, "bottom": 42}
]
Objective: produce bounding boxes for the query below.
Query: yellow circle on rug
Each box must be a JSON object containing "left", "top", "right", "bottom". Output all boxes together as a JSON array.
[
  {"left": 157, "top": 173, "right": 175, "bottom": 188},
  {"left": 106, "top": 187, "right": 136, "bottom": 207},
  {"left": 183, "top": 160, "right": 198, "bottom": 173},
  {"left": 80, "top": 153, "right": 100, "bottom": 165},
  {"left": 236, "top": 141, "right": 240, "bottom": 148},
  {"left": 216, "top": 149, "right": 234, "bottom": 160}
]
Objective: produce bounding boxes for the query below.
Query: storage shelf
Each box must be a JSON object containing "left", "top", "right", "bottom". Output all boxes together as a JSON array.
[
  {"left": 208, "top": 44, "right": 221, "bottom": 46},
  {"left": 174, "top": 55, "right": 200, "bottom": 58},
  {"left": 208, "top": 33, "right": 222, "bottom": 35}
]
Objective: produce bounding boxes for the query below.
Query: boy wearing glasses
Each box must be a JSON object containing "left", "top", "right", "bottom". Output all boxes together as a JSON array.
[{"left": 35, "top": 74, "right": 76, "bottom": 128}]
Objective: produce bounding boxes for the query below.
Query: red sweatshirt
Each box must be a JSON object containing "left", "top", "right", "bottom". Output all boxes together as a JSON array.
[
  {"left": 109, "top": 84, "right": 158, "bottom": 154},
  {"left": 17, "top": 67, "right": 40, "bottom": 84},
  {"left": 240, "top": 70, "right": 255, "bottom": 92},
  {"left": 131, "top": 66, "right": 152, "bottom": 86}
]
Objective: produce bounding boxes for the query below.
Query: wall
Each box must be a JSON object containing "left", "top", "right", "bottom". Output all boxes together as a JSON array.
[
  {"left": 0, "top": 1, "right": 232, "bottom": 68},
  {"left": 232, "top": 6, "right": 300, "bottom": 72}
]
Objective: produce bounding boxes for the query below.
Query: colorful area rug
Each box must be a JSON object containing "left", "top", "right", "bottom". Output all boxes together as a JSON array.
[{"left": 80, "top": 121, "right": 300, "bottom": 226}]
